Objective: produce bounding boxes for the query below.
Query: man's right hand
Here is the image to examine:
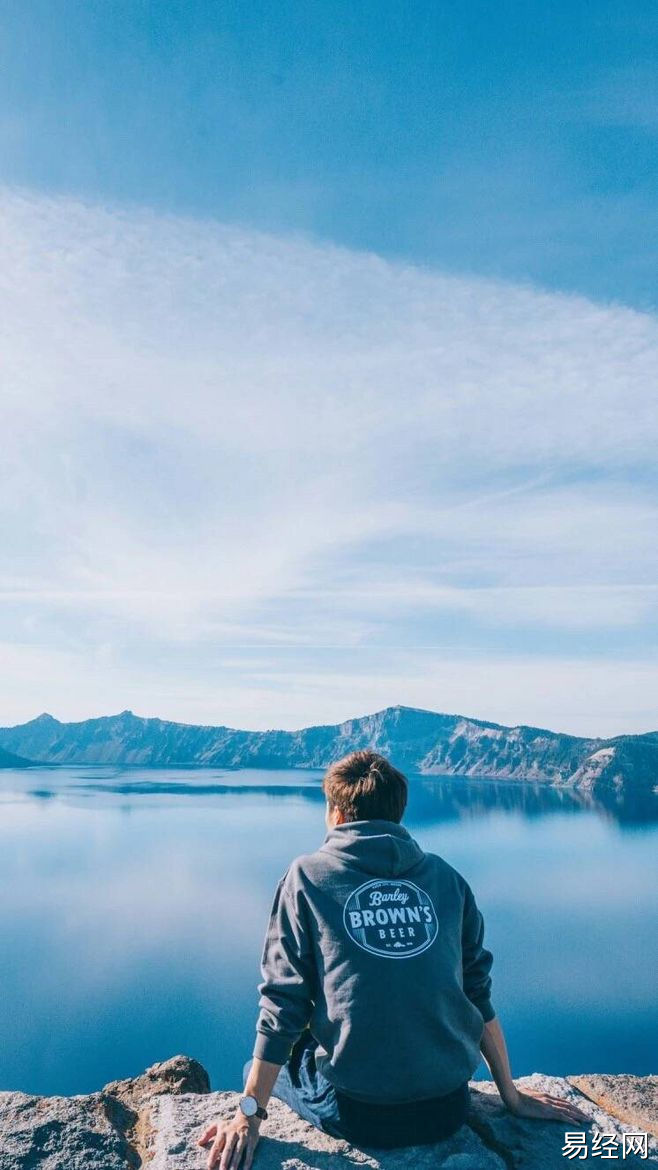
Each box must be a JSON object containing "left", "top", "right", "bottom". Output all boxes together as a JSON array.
[
  {"left": 506, "top": 1086, "right": 591, "bottom": 1124},
  {"left": 197, "top": 1111, "right": 260, "bottom": 1170}
]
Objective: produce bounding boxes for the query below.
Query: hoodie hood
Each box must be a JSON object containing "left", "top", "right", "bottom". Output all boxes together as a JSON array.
[{"left": 319, "top": 819, "right": 425, "bottom": 878}]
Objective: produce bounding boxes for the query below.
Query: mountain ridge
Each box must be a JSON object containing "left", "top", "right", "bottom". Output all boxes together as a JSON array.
[
  {"left": 1, "top": 705, "right": 656, "bottom": 812},
  {"left": 0, "top": 744, "right": 35, "bottom": 769}
]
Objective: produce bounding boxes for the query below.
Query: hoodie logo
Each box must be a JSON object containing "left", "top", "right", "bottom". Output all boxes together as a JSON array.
[{"left": 343, "top": 879, "right": 438, "bottom": 958}]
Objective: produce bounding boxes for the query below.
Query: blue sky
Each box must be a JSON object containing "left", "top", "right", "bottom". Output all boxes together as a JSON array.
[
  {"left": 0, "top": 4, "right": 656, "bottom": 734},
  {"left": 2, "top": 0, "right": 657, "bottom": 307}
]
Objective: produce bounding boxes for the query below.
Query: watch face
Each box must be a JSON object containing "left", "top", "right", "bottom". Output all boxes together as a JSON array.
[{"left": 240, "top": 1095, "right": 258, "bottom": 1117}]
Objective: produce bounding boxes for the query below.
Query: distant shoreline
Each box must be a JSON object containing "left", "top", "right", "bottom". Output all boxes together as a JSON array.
[{"left": 1, "top": 706, "right": 656, "bottom": 819}]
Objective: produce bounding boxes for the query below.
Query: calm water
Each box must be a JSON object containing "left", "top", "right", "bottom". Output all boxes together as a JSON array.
[{"left": 1, "top": 766, "right": 656, "bottom": 1096}]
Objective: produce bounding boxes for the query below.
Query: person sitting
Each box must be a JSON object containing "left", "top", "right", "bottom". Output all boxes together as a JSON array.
[{"left": 199, "top": 750, "right": 587, "bottom": 1168}]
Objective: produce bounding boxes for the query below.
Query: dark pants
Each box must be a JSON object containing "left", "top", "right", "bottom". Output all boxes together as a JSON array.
[{"left": 244, "top": 1032, "right": 469, "bottom": 1149}]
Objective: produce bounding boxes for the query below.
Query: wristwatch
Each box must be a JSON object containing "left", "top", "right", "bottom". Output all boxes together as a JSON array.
[{"left": 239, "top": 1095, "right": 268, "bottom": 1121}]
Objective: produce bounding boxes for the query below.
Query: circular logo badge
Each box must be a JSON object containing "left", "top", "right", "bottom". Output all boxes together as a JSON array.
[{"left": 343, "top": 878, "right": 438, "bottom": 959}]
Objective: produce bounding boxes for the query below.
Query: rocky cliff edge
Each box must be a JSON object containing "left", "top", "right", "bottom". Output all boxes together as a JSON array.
[{"left": 1, "top": 1055, "right": 656, "bottom": 1170}]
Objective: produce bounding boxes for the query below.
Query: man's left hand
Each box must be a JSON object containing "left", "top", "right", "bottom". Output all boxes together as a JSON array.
[{"left": 197, "top": 1111, "right": 261, "bottom": 1170}]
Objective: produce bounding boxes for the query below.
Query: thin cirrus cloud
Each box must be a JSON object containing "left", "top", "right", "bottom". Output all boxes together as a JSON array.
[{"left": 0, "top": 187, "right": 657, "bottom": 735}]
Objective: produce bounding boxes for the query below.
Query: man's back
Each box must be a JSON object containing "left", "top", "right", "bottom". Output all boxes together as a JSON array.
[
  {"left": 255, "top": 818, "right": 494, "bottom": 1102},
  {"left": 199, "top": 751, "right": 590, "bottom": 1167}
]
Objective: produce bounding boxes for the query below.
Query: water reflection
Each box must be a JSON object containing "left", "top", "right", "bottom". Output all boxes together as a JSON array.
[
  {"left": 410, "top": 775, "right": 658, "bottom": 828},
  {"left": 5, "top": 766, "right": 656, "bottom": 827},
  {"left": 0, "top": 766, "right": 656, "bottom": 1098}
]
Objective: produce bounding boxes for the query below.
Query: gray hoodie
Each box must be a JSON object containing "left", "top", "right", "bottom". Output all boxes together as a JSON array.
[{"left": 254, "top": 819, "right": 494, "bottom": 1103}]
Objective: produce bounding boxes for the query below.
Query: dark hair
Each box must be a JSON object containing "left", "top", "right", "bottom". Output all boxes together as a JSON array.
[{"left": 323, "top": 750, "right": 408, "bottom": 823}]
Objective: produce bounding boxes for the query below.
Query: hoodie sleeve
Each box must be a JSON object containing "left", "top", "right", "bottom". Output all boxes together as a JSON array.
[
  {"left": 461, "top": 882, "right": 495, "bottom": 1023},
  {"left": 253, "top": 874, "right": 317, "bottom": 1064}
]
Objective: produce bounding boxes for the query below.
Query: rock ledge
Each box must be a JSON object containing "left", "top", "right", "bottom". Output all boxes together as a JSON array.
[{"left": 1, "top": 1056, "right": 656, "bottom": 1170}]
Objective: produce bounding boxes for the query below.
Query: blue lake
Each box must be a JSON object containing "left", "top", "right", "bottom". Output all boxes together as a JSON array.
[{"left": 1, "top": 766, "right": 656, "bottom": 1096}]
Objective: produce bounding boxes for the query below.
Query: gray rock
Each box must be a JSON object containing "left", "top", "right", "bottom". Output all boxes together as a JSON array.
[
  {"left": 569, "top": 1074, "right": 658, "bottom": 1139},
  {"left": 0, "top": 1089, "right": 132, "bottom": 1170},
  {"left": 1, "top": 1058, "right": 656, "bottom": 1170},
  {"left": 103, "top": 1052, "right": 210, "bottom": 1111},
  {"left": 148, "top": 1089, "right": 505, "bottom": 1170},
  {"left": 472, "top": 1074, "right": 658, "bottom": 1169},
  {"left": 0, "top": 1056, "right": 208, "bottom": 1170}
]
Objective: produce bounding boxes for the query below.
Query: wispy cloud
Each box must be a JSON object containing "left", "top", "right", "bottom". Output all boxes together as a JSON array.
[{"left": 1, "top": 188, "right": 657, "bottom": 733}]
